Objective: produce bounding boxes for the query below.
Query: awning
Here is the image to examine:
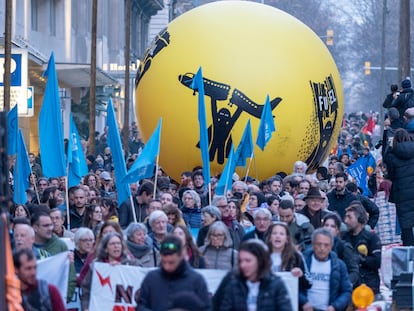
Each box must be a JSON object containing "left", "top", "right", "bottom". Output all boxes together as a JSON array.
[{"left": 48, "top": 63, "right": 119, "bottom": 88}]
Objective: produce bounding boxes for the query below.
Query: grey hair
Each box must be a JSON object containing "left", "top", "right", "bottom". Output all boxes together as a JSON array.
[
  {"left": 125, "top": 222, "right": 147, "bottom": 241},
  {"left": 294, "top": 161, "right": 308, "bottom": 173},
  {"left": 183, "top": 190, "right": 201, "bottom": 207},
  {"left": 205, "top": 221, "right": 233, "bottom": 248},
  {"left": 311, "top": 227, "right": 334, "bottom": 245},
  {"left": 232, "top": 181, "right": 248, "bottom": 192},
  {"left": 212, "top": 195, "right": 227, "bottom": 206},
  {"left": 148, "top": 210, "right": 168, "bottom": 227},
  {"left": 253, "top": 207, "right": 272, "bottom": 220},
  {"left": 201, "top": 205, "right": 222, "bottom": 220},
  {"left": 74, "top": 227, "right": 95, "bottom": 249}
]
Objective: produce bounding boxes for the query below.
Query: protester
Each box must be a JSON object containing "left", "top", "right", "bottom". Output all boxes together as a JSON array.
[
  {"left": 199, "top": 221, "right": 238, "bottom": 270},
  {"left": 265, "top": 222, "right": 311, "bottom": 309},
  {"left": 14, "top": 248, "right": 66, "bottom": 311},
  {"left": 73, "top": 227, "right": 95, "bottom": 273},
  {"left": 213, "top": 239, "right": 292, "bottom": 311},
  {"left": 81, "top": 232, "right": 140, "bottom": 310},
  {"left": 125, "top": 222, "right": 160, "bottom": 267},
  {"left": 181, "top": 189, "right": 202, "bottom": 228},
  {"left": 343, "top": 202, "right": 381, "bottom": 295},
  {"left": 137, "top": 235, "right": 211, "bottom": 311},
  {"left": 172, "top": 225, "right": 206, "bottom": 268},
  {"left": 197, "top": 205, "right": 221, "bottom": 247},
  {"left": 303, "top": 228, "right": 353, "bottom": 311}
]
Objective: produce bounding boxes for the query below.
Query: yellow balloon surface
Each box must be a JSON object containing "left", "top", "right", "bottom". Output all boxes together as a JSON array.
[{"left": 135, "top": 1, "right": 343, "bottom": 181}]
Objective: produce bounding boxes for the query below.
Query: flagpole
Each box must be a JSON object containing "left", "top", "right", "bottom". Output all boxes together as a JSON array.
[
  {"left": 129, "top": 193, "right": 137, "bottom": 223},
  {"left": 208, "top": 182, "right": 212, "bottom": 206},
  {"left": 244, "top": 151, "right": 254, "bottom": 180},
  {"left": 33, "top": 179, "right": 40, "bottom": 204},
  {"left": 153, "top": 154, "right": 160, "bottom": 199},
  {"left": 65, "top": 168, "right": 71, "bottom": 230}
]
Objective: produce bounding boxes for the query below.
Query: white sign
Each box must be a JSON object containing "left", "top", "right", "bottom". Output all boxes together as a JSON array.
[
  {"left": 0, "top": 49, "right": 28, "bottom": 114},
  {"left": 88, "top": 263, "right": 298, "bottom": 311}
]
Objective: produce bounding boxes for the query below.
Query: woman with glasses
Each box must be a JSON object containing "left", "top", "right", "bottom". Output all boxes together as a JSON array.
[
  {"left": 197, "top": 205, "right": 221, "bottom": 247},
  {"left": 181, "top": 190, "right": 202, "bottom": 229},
  {"left": 213, "top": 239, "right": 292, "bottom": 311},
  {"left": 74, "top": 227, "right": 95, "bottom": 273},
  {"left": 199, "top": 221, "right": 237, "bottom": 270},
  {"left": 81, "top": 232, "right": 140, "bottom": 310}
]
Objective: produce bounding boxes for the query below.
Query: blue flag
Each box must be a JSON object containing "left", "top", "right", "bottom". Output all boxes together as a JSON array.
[
  {"left": 122, "top": 118, "right": 162, "bottom": 184},
  {"left": 106, "top": 98, "right": 131, "bottom": 205},
  {"left": 347, "top": 157, "right": 369, "bottom": 196},
  {"left": 67, "top": 114, "right": 88, "bottom": 188},
  {"left": 13, "top": 130, "right": 31, "bottom": 204},
  {"left": 7, "top": 105, "right": 18, "bottom": 156},
  {"left": 216, "top": 144, "right": 236, "bottom": 196},
  {"left": 235, "top": 119, "right": 254, "bottom": 167},
  {"left": 38, "top": 52, "right": 66, "bottom": 177},
  {"left": 191, "top": 67, "right": 210, "bottom": 188},
  {"left": 256, "top": 94, "right": 276, "bottom": 151}
]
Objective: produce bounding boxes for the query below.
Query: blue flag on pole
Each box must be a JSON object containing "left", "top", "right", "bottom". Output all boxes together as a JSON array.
[
  {"left": 256, "top": 95, "right": 276, "bottom": 151},
  {"left": 347, "top": 157, "right": 369, "bottom": 196},
  {"left": 38, "top": 52, "right": 66, "bottom": 177},
  {"left": 191, "top": 67, "right": 210, "bottom": 188},
  {"left": 235, "top": 119, "right": 254, "bottom": 167},
  {"left": 14, "top": 130, "right": 31, "bottom": 204},
  {"left": 7, "top": 105, "right": 18, "bottom": 156},
  {"left": 122, "top": 118, "right": 162, "bottom": 184},
  {"left": 216, "top": 144, "right": 236, "bottom": 196},
  {"left": 106, "top": 98, "right": 131, "bottom": 206},
  {"left": 67, "top": 114, "right": 88, "bottom": 188}
]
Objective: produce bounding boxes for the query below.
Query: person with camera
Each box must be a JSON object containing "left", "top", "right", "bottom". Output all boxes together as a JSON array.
[{"left": 392, "top": 79, "right": 414, "bottom": 124}]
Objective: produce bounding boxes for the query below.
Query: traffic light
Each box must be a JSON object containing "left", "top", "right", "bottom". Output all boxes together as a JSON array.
[
  {"left": 364, "top": 61, "right": 371, "bottom": 75},
  {"left": 326, "top": 29, "right": 334, "bottom": 46}
]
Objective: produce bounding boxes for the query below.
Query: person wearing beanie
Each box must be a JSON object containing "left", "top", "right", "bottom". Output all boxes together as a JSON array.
[{"left": 392, "top": 78, "right": 414, "bottom": 123}]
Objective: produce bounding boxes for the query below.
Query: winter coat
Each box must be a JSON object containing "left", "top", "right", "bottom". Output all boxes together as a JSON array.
[
  {"left": 303, "top": 251, "right": 352, "bottom": 311},
  {"left": 213, "top": 271, "right": 293, "bottom": 311},
  {"left": 199, "top": 245, "right": 238, "bottom": 270},
  {"left": 384, "top": 140, "right": 414, "bottom": 228},
  {"left": 182, "top": 206, "right": 202, "bottom": 228},
  {"left": 327, "top": 189, "right": 357, "bottom": 220},
  {"left": 137, "top": 260, "right": 211, "bottom": 311}
]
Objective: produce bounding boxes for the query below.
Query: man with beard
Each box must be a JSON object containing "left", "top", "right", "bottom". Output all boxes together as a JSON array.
[
  {"left": 327, "top": 172, "right": 357, "bottom": 220},
  {"left": 14, "top": 248, "right": 65, "bottom": 311},
  {"left": 40, "top": 187, "right": 63, "bottom": 209}
]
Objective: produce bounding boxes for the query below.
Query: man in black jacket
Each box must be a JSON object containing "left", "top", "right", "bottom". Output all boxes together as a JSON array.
[
  {"left": 343, "top": 203, "right": 381, "bottom": 294},
  {"left": 137, "top": 235, "right": 210, "bottom": 311},
  {"left": 327, "top": 172, "right": 357, "bottom": 220},
  {"left": 345, "top": 183, "right": 379, "bottom": 229}
]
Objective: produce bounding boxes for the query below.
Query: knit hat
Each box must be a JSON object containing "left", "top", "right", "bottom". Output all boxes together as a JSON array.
[{"left": 401, "top": 79, "right": 411, "bottom": 89}]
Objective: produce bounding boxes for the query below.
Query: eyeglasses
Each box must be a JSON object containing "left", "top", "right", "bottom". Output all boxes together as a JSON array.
[
  {"left": 80, "top": 238, "right": 94, "bottom": 242},
  {"left": 211, "top": 233, "right": 225, "bottom": 238},
  {"left": 255, "top": 217, "right": 270, "bottom": 222},
  {"left": 160, "top": 242, "right": 178, "bottom": 251},
  {"left": 217, "top": 205, "right": 229, "bottom": 209}
]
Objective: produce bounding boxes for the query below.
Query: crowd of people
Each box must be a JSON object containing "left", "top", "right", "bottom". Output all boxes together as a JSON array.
[{"left": 8, "top": 78, "right": 414, "bottom": 310}]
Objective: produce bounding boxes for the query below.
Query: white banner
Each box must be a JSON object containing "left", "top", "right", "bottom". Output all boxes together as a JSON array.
[
  {"left": 37, "top": 251, "right": 70, "bottom": 303},
  {"left": 89, "top": 263, "right": 298, "bottom": 311}
]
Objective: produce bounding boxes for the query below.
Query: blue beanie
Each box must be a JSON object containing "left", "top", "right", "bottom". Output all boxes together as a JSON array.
[{"left": 401, "top": 79, "right": 411, "bottom": 89}]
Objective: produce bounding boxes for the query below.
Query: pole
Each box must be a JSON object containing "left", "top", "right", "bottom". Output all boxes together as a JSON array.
[
  {"left": 379, "top": 0, "right": 387, "bottom": 140},
  {"left": 122, "top": 0, "right": 131, "bottom": 153},
  {"left": 129, "top": 194, "right": 137, "bottom": 223},
  {"left": 244, "top": 151, "right": 254, "bottom": 180},
  {"left": 398, "top": 0, "right": 410, "bottom": 80},
  {"left": 88, "top": 0, "right": 97, "bottom": 155},
  {"left": 4, "top": 0, "right": 12, "bottom": 112}
]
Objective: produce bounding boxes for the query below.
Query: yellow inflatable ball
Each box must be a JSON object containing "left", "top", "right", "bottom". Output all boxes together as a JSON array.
[{"left": 135, "top": 0, "right": 343, "bottom": 182}]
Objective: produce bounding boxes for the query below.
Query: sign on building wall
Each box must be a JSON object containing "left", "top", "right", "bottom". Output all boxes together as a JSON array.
[{"left": 0, "top": 49, "right": 28, "bottom": 115}]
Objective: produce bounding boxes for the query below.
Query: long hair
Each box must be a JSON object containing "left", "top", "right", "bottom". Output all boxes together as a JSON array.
[
  {"left": 82, "top": 204, "right": 101, "bottom": 229},
  {"left": 205, "top": 221, "right": 233, "bottom": 248},
  {"left": 393, "top": 128, "right": 412, "bottom": 148},
  {"left": 173, "top": 225, "right": 204, "bottom": 268},
  {"left": 265, "top": 222, "right": 298, "bottom": 271},
  {"left": 239, "top": 239, "right": 271, "bottom": 281}
]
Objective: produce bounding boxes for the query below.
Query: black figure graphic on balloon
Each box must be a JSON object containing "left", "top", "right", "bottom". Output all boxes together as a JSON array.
[{"left": 179, "top": 73, "right": 282, "bottom": 164}]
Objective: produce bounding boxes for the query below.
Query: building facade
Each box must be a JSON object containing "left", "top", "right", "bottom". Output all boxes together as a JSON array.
[{"left": 0, "top": 0, "right": 163, "bottom": 153}]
